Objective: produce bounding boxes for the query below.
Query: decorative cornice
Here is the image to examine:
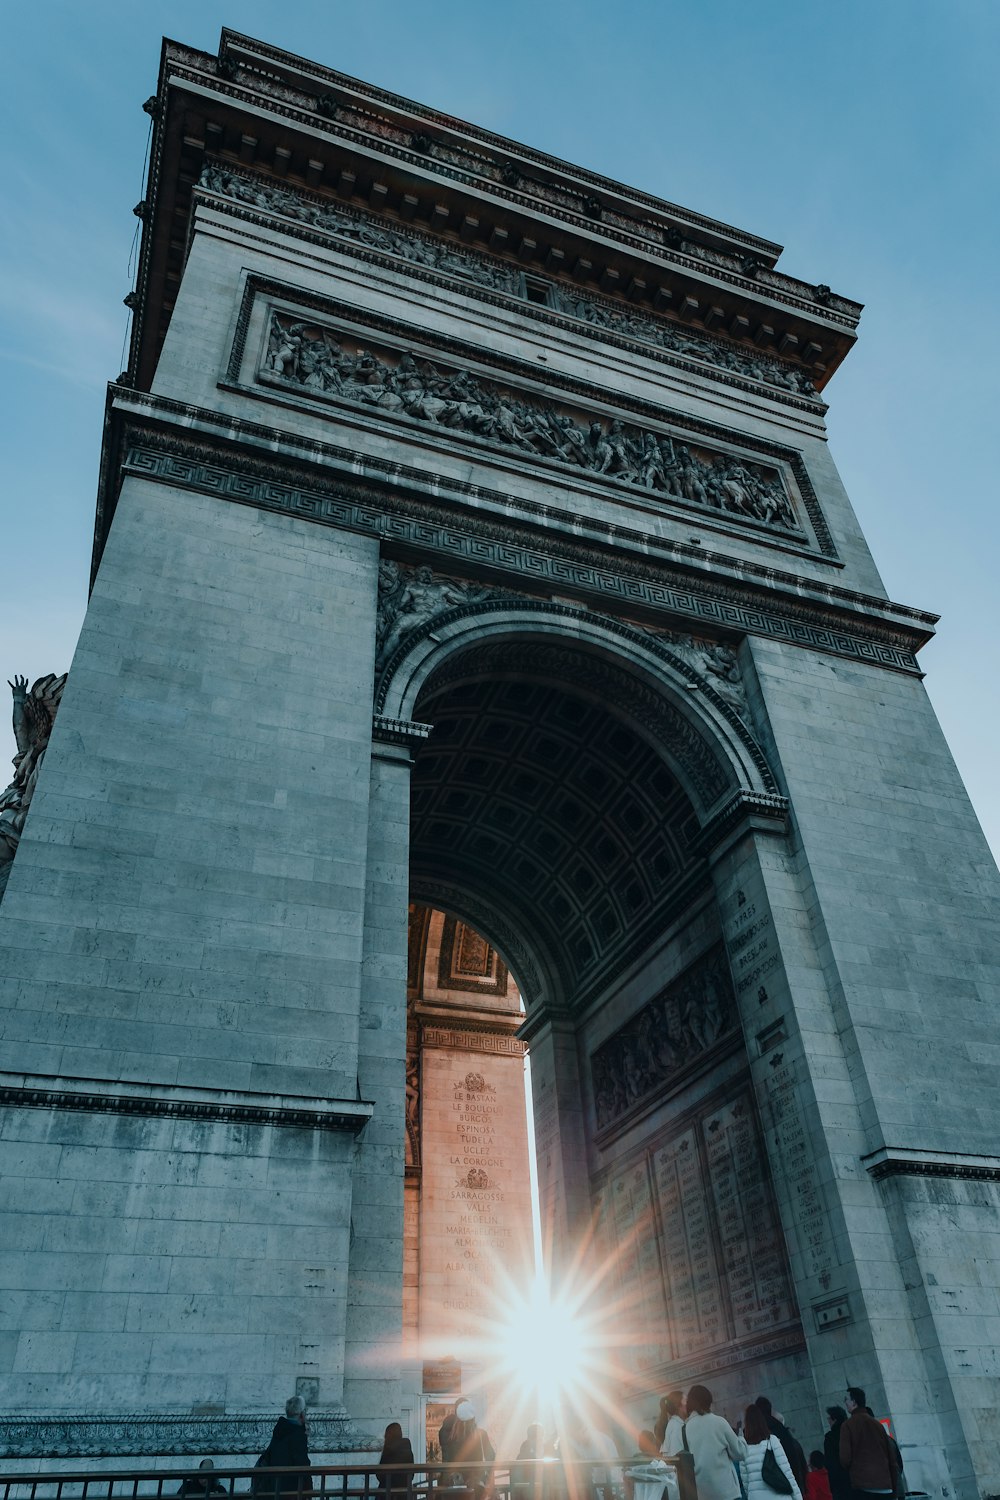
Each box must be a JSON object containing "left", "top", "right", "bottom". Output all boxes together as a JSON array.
[
  {"left": 187, "top": 38, "right": 861, "bottom": 332},
  {"left": 213, "top": 38, "right": 780, "bottom": 261},
  {"left": 0, "top": 1074, "right": 374, "bottom": 1134},
  {"left": 0, "top": 1408, "right": 379, "bottom": 1460},
  {"left": 696, "top": 790, "right": 791, "bottom": 854},
  {"left": 421, "top": 1026, "right": 527, "bottom": 1057},
  {"left": 196, "top": 164, "right": 825, "bottom": 413},
  {"left": 862, "top": 1147, "right": 1000, "bottom": 1183},
  {"left": 105, "top": 409, "right": 932, "bottom": 679},
  {"left": 371, "top": 713, "right": 432, "bottom": 747}
]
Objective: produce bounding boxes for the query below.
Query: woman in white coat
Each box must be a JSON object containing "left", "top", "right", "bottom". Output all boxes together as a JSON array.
[
  {"left": 741, "top": 1405, "right": 802, "bottom": 1500},
  {"left": 681, "top": 1386, "right": 748, "bottom": 1500}
]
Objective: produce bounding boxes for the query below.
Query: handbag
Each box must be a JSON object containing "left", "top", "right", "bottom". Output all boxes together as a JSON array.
[{"left": 761, "top": 1439, "right": 793, "bottom": 1496}]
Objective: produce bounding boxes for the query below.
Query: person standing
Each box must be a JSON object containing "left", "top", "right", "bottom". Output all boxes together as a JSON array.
[
  {"left": 823, "top": 1409, "right": 850, "bottom": 1500},
  {"left": 838, "top": 1388, "right": 899, "bottom": 1500},
  {"left": 439, "top": 1404, "right": 461, "bottom": 1468},
  {"left": 681, "top": 1385, "right": 748, "bottom": 1500},
  {"left": 255, "top": 1396, "right": 310, "bottom": 1498},
  {"left": 378, "top": 1422, "right": 415, "bottom": 1496},
  {"left": 753, "top": 1398, "right": 808, "bottom": 1492},
  {"left": 655, "top": 1392, "right": 686, "bottom": 1457},
  {"left": 805, "top": 1452, "right": 833, "bottom": 1500},
  {"left": 448, "top": 1400, "right": 496, "bottom": 1497},
  {"left": 741, "top": 1404, "right": 801, "bottom": 1500}
]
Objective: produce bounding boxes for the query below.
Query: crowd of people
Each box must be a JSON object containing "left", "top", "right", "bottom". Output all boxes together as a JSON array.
[
  {"left": 182, "top": 1385, "right": 904, "bottom": 1500},
  {"left": 404, "top": 1384, "right": 905, "bottom": 1500},
  {"left": 640, "top": 1385, "right": 904, "bottom": 1500}
]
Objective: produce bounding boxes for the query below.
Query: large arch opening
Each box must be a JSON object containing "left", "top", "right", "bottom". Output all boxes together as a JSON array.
[{"left": 397, "top": 616, "right": 808, "bottom": 1445}]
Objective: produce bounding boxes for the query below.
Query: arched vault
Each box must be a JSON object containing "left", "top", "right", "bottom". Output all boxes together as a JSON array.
[{"left": 377, "top": 601, "right": 786, "bottom": 1017}]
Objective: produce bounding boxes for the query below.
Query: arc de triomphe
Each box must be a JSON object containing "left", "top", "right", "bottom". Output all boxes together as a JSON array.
[{"left": 1, "top": 30, "right": 999, "bottom": 1500}]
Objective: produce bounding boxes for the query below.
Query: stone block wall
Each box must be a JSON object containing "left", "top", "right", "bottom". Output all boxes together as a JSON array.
[{"left": 0, "top": 476, "right": 387, "bottom": 1426}]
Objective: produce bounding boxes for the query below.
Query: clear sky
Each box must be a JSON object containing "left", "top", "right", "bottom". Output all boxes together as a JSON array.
[{"left": 2, "top": 1, "right": 998, "bottom": 858}]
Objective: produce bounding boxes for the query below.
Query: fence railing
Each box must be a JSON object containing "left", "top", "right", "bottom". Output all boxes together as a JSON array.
[{"left": 0, "top": 1456, "right": 696, "bottom": 1500}]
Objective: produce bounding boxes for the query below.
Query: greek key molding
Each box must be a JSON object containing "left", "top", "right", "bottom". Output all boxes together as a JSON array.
[
  {"left": 113, "top": 425, "right": 927, "bottom": 678},
  {"left": 0, "top": 1077, "right": 374, "bottom": 1134},
  {"left": 0, "top": 1408, "right": 378, "bottom": 1460},
  {"left": 110, "top": 391, "right": 937, "bottom": 638},
  {"left": 421, "top": 1026, "right": 527, "bottom": 1057}
]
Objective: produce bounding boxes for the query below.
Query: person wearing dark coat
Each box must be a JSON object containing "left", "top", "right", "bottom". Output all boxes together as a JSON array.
[
  {"left": 446, "top": 1400, "right": 495, "bottom": 1496},
  {"left": 378, "top": 1422, "right": 415, "bottom": 1496},
  {"left": 823, "top": 1408, "right": 851, "bottom": 1500},
  {"left": 753, "top": 1397, "right": 808, "bottom": 1491},
  {"left": 838, "top": 1389, "right": 899, "bottom": 1500},
  {"left": 255, "top": 1397, "right": 311, "bottom": 1497},
  {"left": 177, "top": 1459, "right": 227, "bottom": 1498}
]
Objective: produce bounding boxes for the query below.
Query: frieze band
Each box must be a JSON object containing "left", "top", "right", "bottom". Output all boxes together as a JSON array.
[
  {"left": 591, "top": 942, "right": 738, "bottom": 1131},
  {"left": 198, "top": 163, "right": 825, "bottom": 408},
  {"left": 0, "top": 1081, "right": 374, "bottom": 1134},
  {"left": 115, "top": 430, "right": 926, "bottom": 677},
  {"left": 260, "top": 311, "right": 803, "bottom": 538},
  {"left": 421, "top": 1027, "right": 527, "bottom": 1056},
  {"left": 0, "top": 1408, "right": 378, "bottom": 1460},
  {"left": 227, "top": 274, "right": 835, "bottom": 556}
]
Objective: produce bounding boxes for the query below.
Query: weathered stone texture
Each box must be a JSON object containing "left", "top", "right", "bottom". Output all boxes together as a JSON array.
[{"left": 1, "top": 480, "right": 378, "bottom": 1098}]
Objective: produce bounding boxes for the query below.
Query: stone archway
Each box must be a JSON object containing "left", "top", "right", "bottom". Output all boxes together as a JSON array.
[{"left": 380, "top": 584, "right": 812, "bottom": 1433}]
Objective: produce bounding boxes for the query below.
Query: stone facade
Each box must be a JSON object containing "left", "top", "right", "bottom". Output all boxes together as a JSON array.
[
  {"left": 403, "top": 905, "right": 534, "bottom": 1458},
  {"left": 0, "top": 28, "right": 998, "bottom": 1500}
]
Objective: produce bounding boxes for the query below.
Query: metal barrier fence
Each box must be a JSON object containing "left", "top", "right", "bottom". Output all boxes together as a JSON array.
[{"left": 0, "top": 1457, "right": 696, "bottom": 1500}]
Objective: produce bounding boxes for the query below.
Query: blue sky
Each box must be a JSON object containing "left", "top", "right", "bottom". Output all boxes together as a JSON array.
[{"left": 2, "top": 1, "right": 998, "bottom": 858}]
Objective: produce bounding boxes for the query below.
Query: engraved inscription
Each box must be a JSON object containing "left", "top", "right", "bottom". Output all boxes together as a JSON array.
[
  {"left": 763, "top": 1058, "right": 834, "bottom": 1282},
  {"left": 598, "top": 1082, "right": 799, "bottom": 1369}
]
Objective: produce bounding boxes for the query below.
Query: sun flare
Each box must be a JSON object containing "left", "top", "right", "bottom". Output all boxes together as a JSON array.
[{"left": 489, "top": 1273, "right": 602, "bottom": 1426}]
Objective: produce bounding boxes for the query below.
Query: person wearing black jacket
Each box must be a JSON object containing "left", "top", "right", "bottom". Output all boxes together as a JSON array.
[
  {"left": 823, "top": 1408, "right": 851, "bottom": 1500},
  {"left": 378, "top": 1422, "right": 415, "bottom": 1496},
  {"left": 753, "top": 1397, "right": 808, "bottom": 1492},
  {"left": 255, "top": 1397, "right": 311, "bottom": 1496}
]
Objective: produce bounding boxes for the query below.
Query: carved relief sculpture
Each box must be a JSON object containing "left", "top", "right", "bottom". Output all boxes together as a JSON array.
[
  {"left": 200, "top": 164, "right": 821, "bottom": 402},
  {"left": 591, "top": 943, "right": 737, "bottom": 1130},
  {"left": 261, "top": 314, "right": 801, "bottom": 536},
  {"left": 375, "top": 559, "right": 509, "bottom": 668},
  {"left": 0, "top": 673, "right": 67, "bottom": 898}
]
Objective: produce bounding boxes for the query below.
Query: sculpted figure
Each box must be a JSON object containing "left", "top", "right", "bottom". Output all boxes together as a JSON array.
[
  {"left": 405, "top": 1052, "right": 420, "bottom": 1167},
  {"left": 376, "top": 564, "right": 492, "bottom": 668},
  {"left": 266, "top": 318, "right": 304, "bottom": 377},
  {"left": 715, "top": 460, "right": 757, "bottom": 515},
  {"left": 0, "top": 673, "right": 67, "bottom": 896},
  {"left": 263, "top": 311, "right": 800, "bottom": 535}
]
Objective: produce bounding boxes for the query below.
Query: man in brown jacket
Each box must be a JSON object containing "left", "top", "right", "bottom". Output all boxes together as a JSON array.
[{"left": 838, "top": 1388, "right": 900, "bottom": 1500}]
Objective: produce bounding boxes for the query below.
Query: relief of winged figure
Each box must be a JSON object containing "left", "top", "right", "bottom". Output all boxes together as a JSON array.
[
  {"left": 375, "top": 561, "right": 502, "bottom": 669},
  {"left": 0, "top": 673, "right": 68, "bottom": 896}
]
